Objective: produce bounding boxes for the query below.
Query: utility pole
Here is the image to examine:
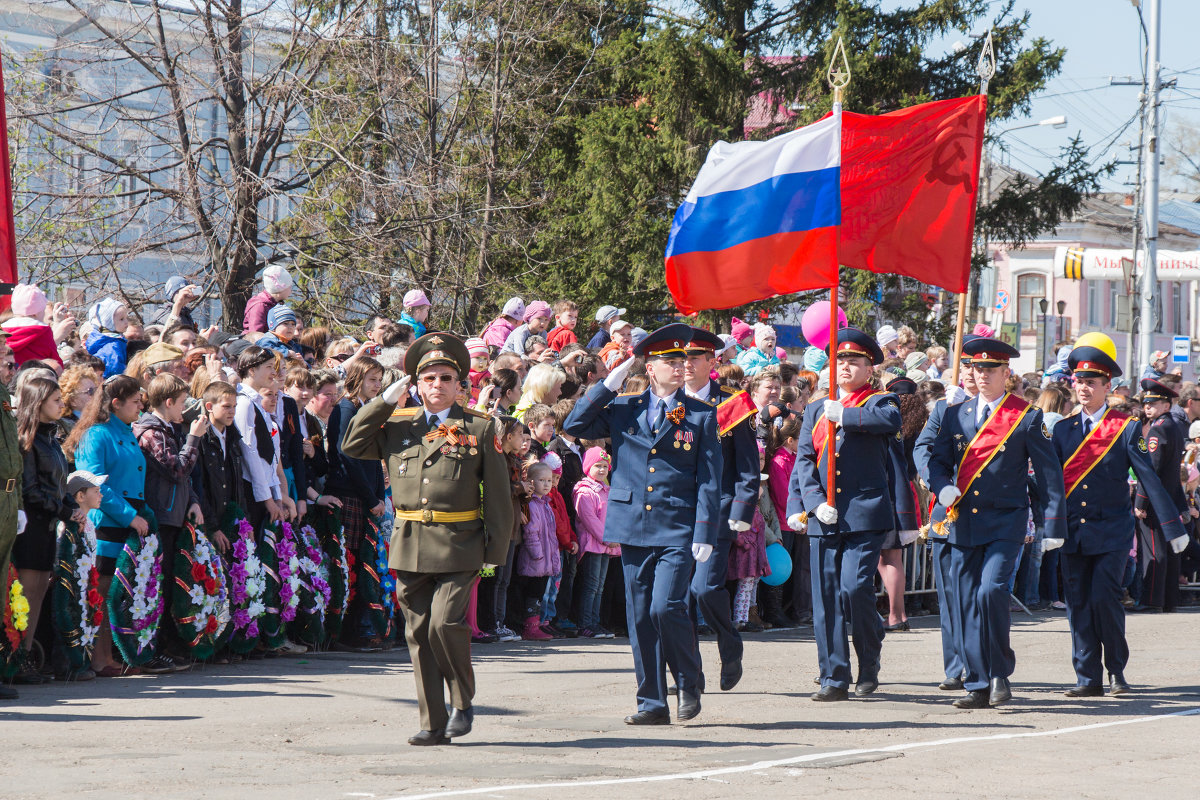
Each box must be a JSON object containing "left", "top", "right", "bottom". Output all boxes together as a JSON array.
[{"left": 1139, "top": 0, "right": 1162, "bottom": 371}]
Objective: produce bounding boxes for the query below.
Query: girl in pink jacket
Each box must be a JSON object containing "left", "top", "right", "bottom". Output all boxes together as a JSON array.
[{"left": 572, "top": 448, "right": 618, "bottom": 638}]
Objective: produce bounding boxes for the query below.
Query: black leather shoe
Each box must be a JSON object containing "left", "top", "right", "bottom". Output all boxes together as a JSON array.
[
  {"left": 811, "top": 685, "right": 849, "bottom": 702},
  {"left": 624, "top": 709, "right": 670, "bottom": 725},
  {"left": 408, "top": 729, "right": 450, "bottom": 746},
  {"left": 1064, "top": 684, "right": 1103, "bottom": 698},
  {"left": 989, "top": 677, "right": 1012, "bottom": 706},
  {"left": 1109, "top": 673, "right": 1131, "bottom": 695},
  {"left": 677, "top": 690, "right": 702, "bottom": 721},
  {"left": 953, "top": 690, "right": 990, "bottom": 709},
  {"left": 445, "top": 706, "right": 474, "bottom": 738},
  {"left": 938, "top": 677, "right": 964, "bottom": 691},
  {"left": 855, "top": 662, "right": 880, "bottom": 696},
  {"left": 720, "top": 659, "right": 743, "bottom": 692}
]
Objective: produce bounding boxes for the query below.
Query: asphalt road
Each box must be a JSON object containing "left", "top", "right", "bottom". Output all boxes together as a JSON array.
[{"left": 3, "top": 607, "right": 1198, "bottom": 799}]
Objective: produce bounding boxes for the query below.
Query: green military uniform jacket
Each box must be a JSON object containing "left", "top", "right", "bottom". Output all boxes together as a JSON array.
[
  {"left": 341, "top": 397, "right": 513, "bottom": 573},
  {"left": 0, "top": 383, "right": 24, "bottom": 616}
]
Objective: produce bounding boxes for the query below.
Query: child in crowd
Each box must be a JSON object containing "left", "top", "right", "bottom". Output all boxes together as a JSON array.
[
  {"left": 86, "top": 297, "right": 131, "bottom": 377},
  {"left": 586, "top": 305, "right": 625, "bottom": 350},
  {"left": 514, "top": 461, "right": 560, "bottom": 640},
  {"left": 466, "top": 338, "right": 490, "bottom": 404},
  {"left": 736, "top": 323, "right": 780, "bottom": 377},
  {"left": 727, "top": 447, "right": 771, "bottom": 631},
  {"left": 399, "top": 289, "right": 431, "bottom": 338},
  {"left": 482, "top": 416, "right": 529, "bottom": 642},
  {"left": 134, "top": 373, "right": 208, "bottom": 663},
  {"left": 234, "top": 346, "right": 286, "bottom": 528},
  {"left": 502, "top": 301, "right": 552, "bottom": 356},
  {"left": 243, "top": 264, "right": 293, "bottom": 335},
  {"left": 573, "top": 447, "right": 617, "bottom": 638},
  {"left": 482, "top": 297, "right": 525, "bottom": 351},
  {"left": 192, "top": 381, "right": 246, "bottom": 555},
  {"left": 257, "top": 305, "right": 303, "bottom": 359},
  {"left": 546, "top": 299, "right": 579, "bottom": 352},
  {"left": 597, "top": 319, "right": 633, "bottom": 370},
  {"left": 538, "top": 451, "right": 578, "bottom": 636},
  {"left": 524, "top": 403, "right": 556, "bottom": 459},
  {"left": 4, "top": 284, "right": 63, "bottom": 368},
  {"left": 547, "top": 399, "right": 583, "bottom": 632}
]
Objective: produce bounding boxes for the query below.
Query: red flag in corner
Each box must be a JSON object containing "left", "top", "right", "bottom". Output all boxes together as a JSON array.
[
  {"left": 839, "top": 95, "right": 986, "bottom": 293},
  {"left": 0, "top": 53, "right": 17, "bottom": 311}
]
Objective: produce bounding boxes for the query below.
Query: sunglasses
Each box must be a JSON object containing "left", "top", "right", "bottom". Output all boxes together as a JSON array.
[
  {"left": 331, "top": 353, "right": 352, "bottom": 363},
  {"left": 420, "top": 374, "right": 457, "bottom": 385}
]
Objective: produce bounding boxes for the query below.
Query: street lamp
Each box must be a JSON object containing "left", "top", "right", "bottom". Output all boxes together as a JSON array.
[{"left": 998, "top": 115, "right": 1069, "bottom": 135}]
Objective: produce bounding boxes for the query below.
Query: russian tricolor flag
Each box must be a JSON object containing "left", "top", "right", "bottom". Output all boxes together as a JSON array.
[{"left": 665, "top": 112, "right": 841, "bottom": 315}]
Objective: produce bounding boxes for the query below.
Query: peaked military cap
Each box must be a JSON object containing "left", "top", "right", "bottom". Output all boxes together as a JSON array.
[
  {"left": 633, "top": 323, "right": 694, "bottom": 360},
  {"left": 1069, "top": 346, "right": 1122, "bottom": 379},
  {"left": 961, "top": 336, "right": 1020, "bottom": 367},
  {"left": 405, "top": 331, "right": 471, "bottom": 379},
  {"left": 686, "top": 327, "right": 724, "bottom": 355},
  {"left": 827, "top": 326, "right": 885, "bottom": 365},
  {"left": 1140, "top": 376, "right": 1178, "bottom": 402}
]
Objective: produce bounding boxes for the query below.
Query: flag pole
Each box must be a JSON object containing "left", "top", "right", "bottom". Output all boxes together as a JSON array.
[
  {"left": 951, "top": 31, "right": 995, "bottom": 386},
  {"left": 826, "top": 38, "right": 850, "bottom": 507}
]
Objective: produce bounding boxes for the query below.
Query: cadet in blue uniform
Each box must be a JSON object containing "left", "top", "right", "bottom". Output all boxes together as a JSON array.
[
  {"left": 683, "top": 328, "right": 760, "bottom": 692},
  {"left": 913, "top": 339, "right": 980, "bottom": 692},
  {"left": 1132, "top": 377, "right": 1191, "bottom": 613},
  {"left": 1052, "top": 341, "right": 1186, "bottom": 697},
  {"left": 787, "top": 328, "right": 910, "bottom": 701},
  {"left": 928, "top": 337, "right": 1066, "bottom": 708},
  {"left": 564, "top": 323, "right": 723, "bottom": 725}
]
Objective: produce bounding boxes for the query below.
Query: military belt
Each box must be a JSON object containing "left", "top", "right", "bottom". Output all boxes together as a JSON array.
[
  {"left": 395, "top": 509, "right": 481, "bottom": 524},
  {"left": 3, "top": 478, "right": 13, "bottom": 493}
]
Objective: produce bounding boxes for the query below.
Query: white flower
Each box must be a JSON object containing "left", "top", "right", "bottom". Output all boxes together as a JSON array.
[
  {"left": 247, "top": 600, "right": 266, "bottom": 618},
  {"left": 245, "top": 555, "right": 261, "bottom": 574},
  {"left": 131, "top": 595, "right": 150, "bottom": 619},
  {"left": 288, "top": 556, "right": 301, "bottom": 573},
  {"left": 188, "top": 585, "right": 207, "bottom": 606}
]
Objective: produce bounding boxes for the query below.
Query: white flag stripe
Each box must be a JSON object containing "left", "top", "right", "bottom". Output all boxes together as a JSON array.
[{"left": 684, "top": 114, "right": 841, "bottom": 203}]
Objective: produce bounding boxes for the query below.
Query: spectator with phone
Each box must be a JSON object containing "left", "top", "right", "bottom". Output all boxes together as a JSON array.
[{"left": 153, "top": 275, "right": 201, "bottom": 330}]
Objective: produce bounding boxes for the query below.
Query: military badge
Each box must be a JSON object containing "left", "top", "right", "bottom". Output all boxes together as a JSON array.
[
  {"left": 1138, "top": 437, "right": 1148, "bottom": 453},
  {"left": 1041, "top": 422, "right": 1052, "bottom": 439},
  {"left": 1148, "top": 437, "right": 1158, "bottom": 453}
]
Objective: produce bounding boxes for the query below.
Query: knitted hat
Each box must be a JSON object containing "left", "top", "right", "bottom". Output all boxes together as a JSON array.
[
  {"left": 465, "top": 337, "right": 488, "bottom": 359},
  {"left": 717, "top": 334, "right": 737, "bottom": 356},
  {"left": 403, "top": 289, "right": 431, "bottom": 308},
  {"left": 262, "top": 265, "right": 293, "bottom": 295},
  {"left": 803, "top": 345, "right": 828, "bottom": 372},
  {"left": 266, "top": 304, "right": 297, "bottom": 330},
  {"left": 730, "top": 317, "right": 753, "bottom": 344},
  {"left": 10, "top": 284, "right": 47, "bottom": 319},
  {"left": 753, "top": 323, "right": 775, "bottom": 346},
  {"left": 541, "top": 451, "right": 563, "bottom": 475},
  {"left": 502, "top": 297, "right": 525, "bottom": 319},
  {"left": 523, "top": 300, "right": 551, "bottom": 322},
  {"left": 876, "top": 325, "right": 898, "bottom": 347},
  {"left": 163, "top": 275, "right": 189, "bottom": 302},
  {"left": 582, "top": 446, "right": 610, "bottom": 477},
  {"left": 905, "top": 352, "right": 929, "bottom": 373},
  {"left": 88, "top": 297, "right": 125, "bottom": 333}
]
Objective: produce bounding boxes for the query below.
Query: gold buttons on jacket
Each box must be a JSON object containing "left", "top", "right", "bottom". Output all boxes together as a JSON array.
[
  {"left": 836, "top": 488, "right": 842, "bottom": 493},
  {"left": 649, "top": 467, "right": 655, "bottom": 473},
  {"left": 425, "top": 460, "right": 432, "bottom": 467},
  {"left": 972, "top": 509, "right": 978, "bottom": 514},
  {"left": 1080, "top": 502, "right": 1086, "bottom": 507},
  {"left": 651, "top": 449, "right": 657, "bottom": 455},
  {"left": 423, "top": 478, "right": 429, "bottom": 484},
  {"left": 645, "top": 505, "right": 652, "bottom": 511},
  {"left": 1082, "top": 484, "right": 1088, "bottom": 490},
  {"left": 1081, "top": 519, "right": 1087, "bottom": 524},
  {"left": 973, "top": 490, "right": 979, "bottom": 496},
  {"left": 421, "top": 498, "right": 428, "bottom": 505},
  {"left": 647, "top": 486, "right": 654, "bottom": 492},
  {"left": 836, "top": 470, "right": 841, "bottom": 476}
]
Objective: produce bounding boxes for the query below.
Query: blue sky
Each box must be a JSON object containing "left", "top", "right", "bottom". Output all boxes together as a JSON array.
[{"left": 962, "top": 0, "right": 1200, "bottom": 192}]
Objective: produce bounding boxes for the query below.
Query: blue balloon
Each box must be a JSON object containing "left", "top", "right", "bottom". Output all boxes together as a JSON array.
[{"left": 761, "top": 542, "right": 792, "bottom": 586}]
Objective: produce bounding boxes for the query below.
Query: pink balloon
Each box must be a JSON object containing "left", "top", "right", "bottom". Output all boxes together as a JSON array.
[{"left": 800, "top": 301, "right": 847, "bottom": 350}]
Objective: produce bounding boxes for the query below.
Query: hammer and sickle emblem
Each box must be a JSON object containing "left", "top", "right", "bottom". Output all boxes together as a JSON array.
[{"left": 927, "top": 117, "right": 976, "bottom": 193}]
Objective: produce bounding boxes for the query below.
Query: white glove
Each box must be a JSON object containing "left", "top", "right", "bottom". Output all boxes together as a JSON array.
[
  {"left": 603, "top": 356, "right": 637, "bottom": 392},
  {"left": 1170, "top": 535, "right": 1189, "bottom": 555},
  {"left": 382, "top": 375, "right": 412, "bottom": 405},
  {"left": 944, "top": 385, "right": 967, "bottom": 406},
  {"left": 938, "top": 486, "right": 961, "bottom": 508},
  {"left": 16, "top": 510, "right": 26, "bottom": 535},
  {"left": 899, "top": 529, "right": 920, "bottom": 546},
  {"left": 691, "top": 542, "right": 713, "bottom": 563},
  {"left": 823, "top": 399, "right": 843, "bottom": 425},
  {"left": 787, "top": 513, "right": 805, "bottom": 530},
  {"left": 728, "top": 519, "right": 751, "bottom": 532},
  {"left": 1042, "top": 538, "right": 1065, "bottom": 552},
  {"left": 815, "top": 503, "right": 838, "bottom": 525},
  {"left": 483, "top": 563, "right": 500, "bottom": 570}
]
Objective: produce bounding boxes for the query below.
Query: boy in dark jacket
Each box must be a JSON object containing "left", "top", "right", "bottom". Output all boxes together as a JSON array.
[
  {"left": 133, "top": 373, "right": 208, "bottom": 663},
  {"left": 191, "top": 381, "right": 247, "bottom": 553}
]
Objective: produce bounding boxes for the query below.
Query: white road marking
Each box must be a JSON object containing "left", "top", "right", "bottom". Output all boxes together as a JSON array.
[{"left": 383, "top": 706, "right": 1200, "bottom": 800}]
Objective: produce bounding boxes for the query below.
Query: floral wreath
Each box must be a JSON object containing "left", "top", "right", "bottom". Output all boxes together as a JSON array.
[
  {"left": 170, "top": 520, "right": 231, "bottom": 660},
  {"left": 356, "top": 514, "right": 395, "bottom": 638},
  {"left": 51, "top": 520, "right": 102, "bottom": 672},
  {"left": 288, "top": 522, "right": 333, "bottom": 646},
  {"left": 1, "top": 565, "right": 31, "bottom": 678},
  {"left": 256, "top": 522, "right": 287, "bottom": 649},
  {"left": 108, "top": 523, "right": 165, "bottom": 666},
  {"left": 225, "top": 511, "right": 266, "bottom": 654},
  {"left": 312, "top": 505, "right": 349, "bottom": 643}
]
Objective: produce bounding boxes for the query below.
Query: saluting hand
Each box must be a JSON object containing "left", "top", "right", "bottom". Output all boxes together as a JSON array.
[{"left": 382, "top": 375, "right": 412, "bottom": 405}]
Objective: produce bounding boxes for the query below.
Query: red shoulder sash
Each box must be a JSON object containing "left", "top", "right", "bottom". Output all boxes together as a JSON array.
[
  {"left": 717, "top": 390, "right": 757, "bottom": 437},
  {"left": 1062, "top": 410, "right": 1129, "bottom": 497},
  {"left": 954, "top": 393, "right": 1031, "bottom": 497},
  {"left": 812, "top": 386, "right": 881, "bottom": 463}
]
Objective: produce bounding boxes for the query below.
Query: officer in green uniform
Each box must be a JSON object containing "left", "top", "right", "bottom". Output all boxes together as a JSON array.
[
  {"left": 342, "top": 332, "right": 513, "bottom": 745},
  {"left": 0, "top": 332, "right": 25, "bottom": 700}
]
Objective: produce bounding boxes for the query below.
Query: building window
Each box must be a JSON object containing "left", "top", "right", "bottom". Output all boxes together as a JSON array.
[
  {"left": 1109, "top": 282, "right": 1119, "bottom": 327},
  {"left": 1171, "top": 282, "right": 1184, "bottom": 334},
  {"left": 1017, "top": 273, "right": 1045, "bottom": 334},
  {"left": 1086, "top": 280, "right": 1099, "bottom": 326}
]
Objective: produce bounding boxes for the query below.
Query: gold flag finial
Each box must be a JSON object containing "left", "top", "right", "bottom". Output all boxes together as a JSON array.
[{"left": 827, "top": 37, "right": 851, "bottom": 104}]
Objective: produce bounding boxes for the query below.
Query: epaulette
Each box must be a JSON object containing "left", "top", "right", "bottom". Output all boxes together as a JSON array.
[
  {"left": 1063, "top": 408, "right": 1081, "bottom": 418},
  {"left": 718, "top": 384, "right": 736, "bottom": 394},
  {"left": 390, "top": 406, "right": 422, "bottom": 419},
  {"left": 463, "top": 407, "right": 491, "bottom": 419},
  {"left": 618, "top": 391, "right": 641, "bottom": 397}
]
